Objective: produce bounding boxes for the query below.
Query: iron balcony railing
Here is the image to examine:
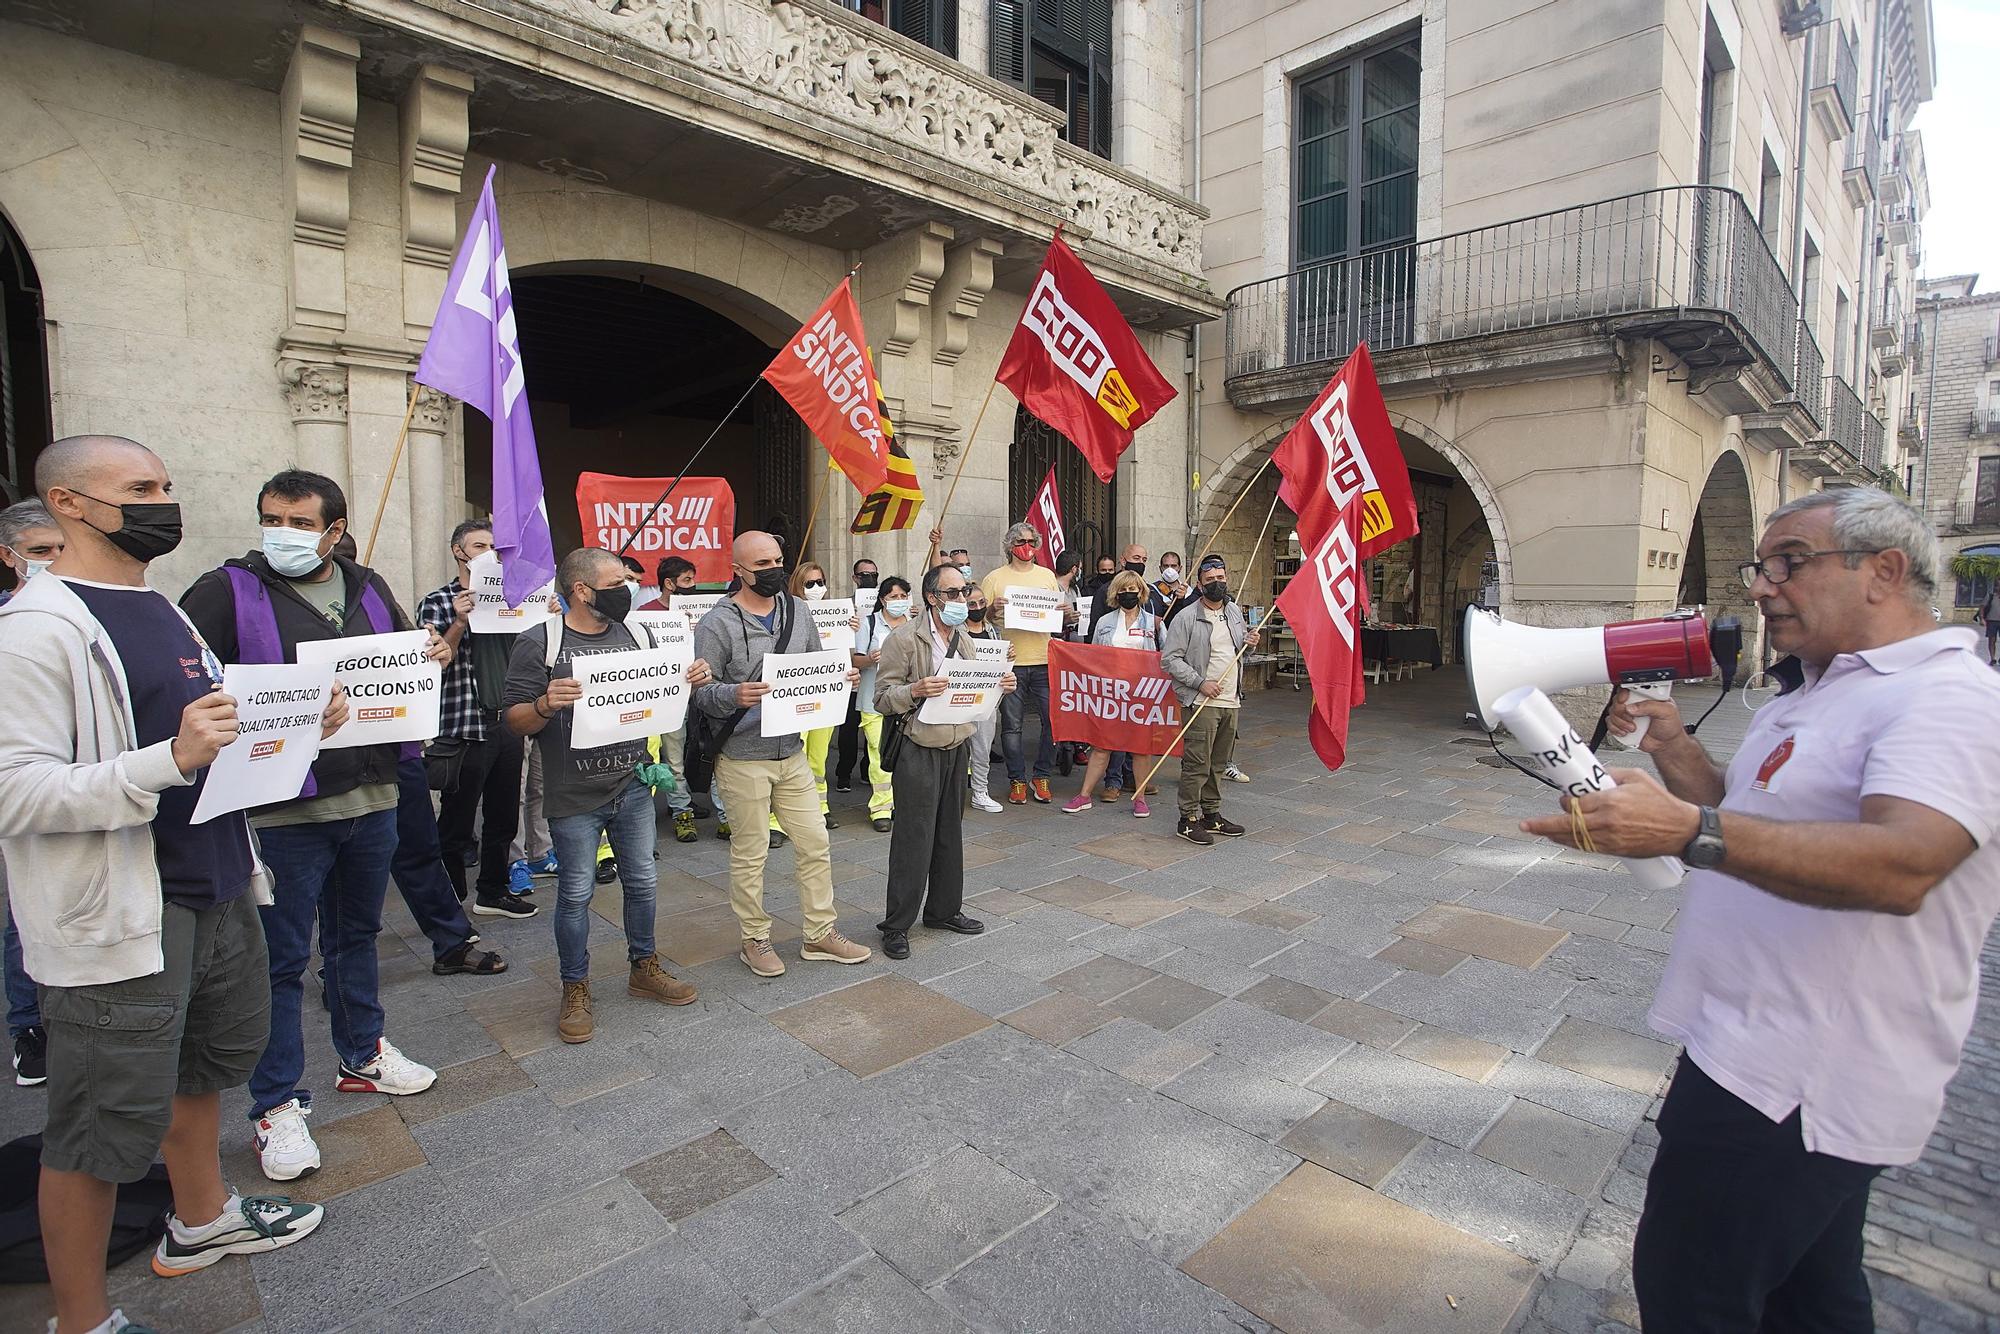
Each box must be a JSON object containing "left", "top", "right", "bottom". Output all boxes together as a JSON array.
[
  {"left": 1811, "top": 22, "right": 1860, "bottom": 131},
  {"left": 1820, "top": 374, "right": 1870, "bottom": 468},
  {"left": 1223, "top": 186, "right": 1797, "bottom": 388},
  {"left": 1954, "top": 497, "right": 2000, "bottom": 532},
  {"left": 1864, "top": 410, "right": 1885, "bottom": 472},
  {"left": 1846, "top": 113, "right": 1883, "bottom": 193},
  {"left": 1790, "top": 321, "right": 1825, "bottom": 427}
]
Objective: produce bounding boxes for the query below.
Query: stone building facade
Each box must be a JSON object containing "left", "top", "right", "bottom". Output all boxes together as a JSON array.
[
  {"left": 0, "top": 0, "right": 1212, "bottom": 604},
  {"left": 1194, "top": 0, "right": 1936, "bottom": 670},
  {"left": 1913, "top": 275, "right": 2000, "bottom": 622}
]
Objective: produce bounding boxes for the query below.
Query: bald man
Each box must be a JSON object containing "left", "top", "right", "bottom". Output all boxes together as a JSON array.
[
  {"left": 0, "top": 437, "right": 328, "bottom": 1333},
  {"left": 691, "top": 532, "right": 871, "bottom": 974}
]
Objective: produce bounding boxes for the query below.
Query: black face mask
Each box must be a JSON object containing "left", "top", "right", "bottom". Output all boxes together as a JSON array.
[
  {"left": 589, "top": 582, "right": 632, "bottom": 623},
  {"left": 76, "top": 497, "right": 183, "bottom": 563},
  {"left": 746, "top": 566, "right": 789, "bottom": 599},
  {"left": 967, "top": 606, "right": 986, "bottom": 622},
  {"left": 1123, "top": 561, "right": 1146, "bottom": 576},
  {"left": 1202, "top": 580, "right": 1231, "bottom": 604},
  {"left": 854, "top": 572, "right": 879, "bottom": 589},
  {"left": 1115, "top": 590, "right": 1141, "bottom": 609}
]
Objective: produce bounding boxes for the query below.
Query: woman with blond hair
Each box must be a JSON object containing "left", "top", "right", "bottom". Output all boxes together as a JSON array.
[{"left": 1061, "top": 569, "right": 1166, "bottom": 820}]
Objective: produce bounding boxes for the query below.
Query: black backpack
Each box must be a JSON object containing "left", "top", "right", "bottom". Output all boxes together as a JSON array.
[{"left": 0, "top": 1136, "right": 173, "bottom": 1283}]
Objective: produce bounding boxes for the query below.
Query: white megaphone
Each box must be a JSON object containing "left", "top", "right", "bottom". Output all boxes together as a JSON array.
[{"left": 1464, "top": 608, "right": 1714, "bottom": 746}]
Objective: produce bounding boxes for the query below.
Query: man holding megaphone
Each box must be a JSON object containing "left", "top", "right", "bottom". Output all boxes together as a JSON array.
[{"left": 1513, "top": 489, "right": 2000, "bottom": 1333}]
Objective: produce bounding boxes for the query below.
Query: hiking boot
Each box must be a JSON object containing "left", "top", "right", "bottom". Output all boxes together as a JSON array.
[
  {"left": 1030, "top": 778, "right": 1053, "bottom": 803},
  {"left": 153, "top": 1194, "right": 324, "bottom": 1277},
  {"left": 558, "top": 981, "right": 594, "bottom": 1043},
  {"left": 629, "top": 955, "right": 698, "bottom": 1005},
  {"left": 1204, "top": 814, "right": 1246, "bottom": 838},
  {"left": 800, "top": 929, "right": 872, "bottom": 964},
  {"left": 673, "top": 811, "right": 698, "bottom": 843},
  {"left": 253, "top": 1100, "right": 319, "bottom": 1181},
  {"left": 1176, "top": 817, "right": 1215, "bottom": 846},
  {"left": 336, "top": 1038, "right": 436, "bottom": 1096},
  {"left": 740, "top": 938, "right": 787, "bottom": 977},
  {"left": 1008, "top": 781, "right": 1029, "bottom": 805}
]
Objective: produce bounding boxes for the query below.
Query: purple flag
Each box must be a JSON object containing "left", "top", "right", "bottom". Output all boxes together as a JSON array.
[{"left": 415, "top": 165, "right": 556, "bottom": 607}]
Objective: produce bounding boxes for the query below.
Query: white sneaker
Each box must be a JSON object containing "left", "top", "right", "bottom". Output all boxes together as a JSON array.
[
  {"left": 1222, "top": 764, "right": 1251, "bottom": 784},
  {"left": 970, "top": 792, "right": 1003, "bottom": 814},
  {"left": 153, "top": 1193, "right": 324, "bottom": 1275},
  {"left": 335, "top": 1037, "right": 437, "bottom": 1096},
  {"left": 254, "top": 1099, "right": 320, "bottom": 1182}
]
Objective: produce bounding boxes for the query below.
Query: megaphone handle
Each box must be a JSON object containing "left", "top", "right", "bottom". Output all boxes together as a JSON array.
[{"left": 1624, "top": 682, "right": 1674, "bottom": 746}]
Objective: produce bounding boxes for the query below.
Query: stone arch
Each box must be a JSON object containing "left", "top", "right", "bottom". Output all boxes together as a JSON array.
[
  {"left": 1194, "top": 408, "right": 1514, "bottom": 612},
  {"left": 1684, "top": 446, "right": 1758, "bottom": 631}
]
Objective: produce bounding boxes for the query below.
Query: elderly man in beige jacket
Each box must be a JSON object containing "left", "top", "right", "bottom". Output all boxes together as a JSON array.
[{"left": 872, "top": 562, "right": 1015, "bottom": 959}]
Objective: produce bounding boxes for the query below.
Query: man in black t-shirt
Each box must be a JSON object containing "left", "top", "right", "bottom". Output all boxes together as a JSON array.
[
  {"left": 0, "top": 436, "right": 333, "bottom": 1331},
  {"left": 503, "top": 547, "right": 713, "bottom": 1044}
]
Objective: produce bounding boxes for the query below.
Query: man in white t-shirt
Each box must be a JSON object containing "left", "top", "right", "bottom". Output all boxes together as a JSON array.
[{"left": 1521, "top": 488, "right": 2000, "bottom": 1332}]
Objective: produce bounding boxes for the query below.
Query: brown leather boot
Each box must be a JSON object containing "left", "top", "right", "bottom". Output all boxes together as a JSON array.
[
  {"left": 557, "top": 981, "right": 593, "bottom": 1044},
  {"left": 628, "top": 954, "right": 698, "bottom": 1005}
]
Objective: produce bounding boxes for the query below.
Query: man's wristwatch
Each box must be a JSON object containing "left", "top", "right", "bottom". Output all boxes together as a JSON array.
[{"left": 1683, "top": 805, "right": 1725, "bottom": 868}]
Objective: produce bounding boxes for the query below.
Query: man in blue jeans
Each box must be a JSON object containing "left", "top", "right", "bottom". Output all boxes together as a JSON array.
[
  {"left": 182, "top": 469, "right": 443, "bottom": 1182},
  {"left": 503, "top": 547, "right": 710, "bottom": 1043},
  {"left": 980, "top": 523, "right": 1062, "bottom": 804}
]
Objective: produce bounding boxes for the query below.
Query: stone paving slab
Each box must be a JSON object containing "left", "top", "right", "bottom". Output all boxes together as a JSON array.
[{"left": 9, "top": 677, "right": 1993, "bottom": 1332}]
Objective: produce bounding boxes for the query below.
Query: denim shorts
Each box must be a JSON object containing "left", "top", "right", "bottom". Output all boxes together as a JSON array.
[{"left": 39, "top": 893, "right": 270, "bottom": 1183}]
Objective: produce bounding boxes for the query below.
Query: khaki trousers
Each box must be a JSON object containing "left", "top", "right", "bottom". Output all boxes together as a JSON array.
[
  {"left": 1177, "top": 705, "right": 1240, "bottom": 821},
  {"left": 714, "top": 749, "right": 837, "bottom": 943}
]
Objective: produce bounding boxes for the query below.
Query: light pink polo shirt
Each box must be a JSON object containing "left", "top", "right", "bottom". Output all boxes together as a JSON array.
[{"left": 1649, "top": 627, "right": 2000, "bottom": 1166}]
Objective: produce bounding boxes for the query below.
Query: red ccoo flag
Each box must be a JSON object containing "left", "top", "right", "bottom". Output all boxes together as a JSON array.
[
  {"left": 1025, "top": 466, "right": 1068, "bottom": 572},
  {"left": 762, "top": 278, "right": 891, "bottom": 496},
  {"left": 1272, "top": 345, "right": 1420, "bottom": 770},
  {"left": 997, "top": 236, "right": 1177, "bottom": 483}
]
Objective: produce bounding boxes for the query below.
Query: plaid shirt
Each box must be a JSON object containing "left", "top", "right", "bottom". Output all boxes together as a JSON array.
[{"left": 419, "top": 579, "right": 490, "bottom": 741}]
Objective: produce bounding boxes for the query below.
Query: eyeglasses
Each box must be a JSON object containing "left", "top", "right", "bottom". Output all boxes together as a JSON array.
[
  {"left": 1737, "top": 549, "right": 1883, "bottom": 589},
  {"left": 934, "top": 587, "right": 970, "bottom": 600}
]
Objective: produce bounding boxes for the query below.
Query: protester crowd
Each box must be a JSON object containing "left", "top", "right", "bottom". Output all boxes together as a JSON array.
[{"left": 0, "top": 435, "right": 1277, "bottom": 1334}]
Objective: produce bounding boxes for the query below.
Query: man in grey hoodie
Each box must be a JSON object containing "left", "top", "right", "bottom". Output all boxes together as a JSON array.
[{"left": 0, "top": 437, "right": 329, "bottom": 1334}]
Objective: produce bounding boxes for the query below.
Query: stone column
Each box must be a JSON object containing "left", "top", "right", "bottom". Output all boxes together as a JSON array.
[
  {"left": 280, "top": 27, "right": 359, "bottom": 334},
  {"left": 407, "top": 384, "right": 455, "bottom": 595},
  {"left": 278, "top": 360, "right": 351, "bottom": 493}
]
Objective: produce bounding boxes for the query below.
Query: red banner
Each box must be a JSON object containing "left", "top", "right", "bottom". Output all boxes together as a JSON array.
[
  {"left": 575, "top": 473, "right": 736, "bottom": 584},
  {"left": 996, "top": 236, "right": 1177, "bottom": 484},
  {"left": 762, "top": 278, "right": 891, "bottom": 496},
  {"left": 1271, "top": 345, "right": 1419, "bottom": 771},
  {"left": 1026, "top": 465, "right": 1067, "bottom": 572},
  {"left": 1048, "top": 640, "right": 1186, "bottom": 758}
]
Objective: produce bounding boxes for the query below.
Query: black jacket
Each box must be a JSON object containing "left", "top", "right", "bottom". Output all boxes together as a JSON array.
[{"left": 180, "top": 553, "right": 413, "bottom": 808}]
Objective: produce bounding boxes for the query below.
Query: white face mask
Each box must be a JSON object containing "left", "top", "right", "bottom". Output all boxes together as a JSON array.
[
  {"left": 262, "top": 526, "right": 330, "bottom": 578},
  {"left": 1161, "top": 567, "right": 1182, "bottom": 583},
  {"left": 2, "top": 547, "right": 53, "bottom": 582},
  {"left": 883, "top": 597, "right": 912, "bottom": 618},
  {"left": 803, "top": 581, "right": 828, "bottom": 602},
  {"left": 958, "top": 564, "right": 973, "bottom": 578}
]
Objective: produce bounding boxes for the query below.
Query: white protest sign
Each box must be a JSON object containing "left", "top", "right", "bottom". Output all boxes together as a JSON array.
[
  {"left": 760, "top": 649, "right": 852, "bottom": 737},
  {"left": 467, "top": 551, "right": 554, "bottom": 634},
  {"left": 1002, "top": 585, "right": 1063, "bottom": 633},
  {"left": 571, "top": 646, "right": 693, "bottom": 749},
  {"left": 970, "top": 638, "right": 1013, "bottom": 664},
  {"left": 629, "top": 608, "right": 690, "bottom": 647},
  {"left": 810, "top": 598, "right": 857, "bottom": 654},
  {"left": 854, "top": 586, "right": 879, "bottom": 619},
  {"left": 192, "top": 663, "right": 333, "bottom": 825},
  {"left": 916, "top": 660, "right": 1010, "bottom": 725},
  {"left": 673, "top": 592, "right": 726, "bottom": 627},
  {"left": 295, "top": 631, "right": 441, "bottom": 749}
]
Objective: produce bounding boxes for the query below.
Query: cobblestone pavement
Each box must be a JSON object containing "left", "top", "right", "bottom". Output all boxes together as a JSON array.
[{"left": 1, "top": 671, "right": 1993, "bottom": 1332}]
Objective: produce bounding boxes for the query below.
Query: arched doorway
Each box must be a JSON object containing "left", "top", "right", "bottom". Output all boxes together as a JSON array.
[
  {"left": 1680, "top": 450, "right": 1757, "bottom": 630},
  {"left": 1198, "top": 415, "right": 1506, "bottom": 668},
  {"left": 461, "top": 266, "right": 810, "bottom": 577},
  {"left": 0, "top": 209, "right": 52, "bottom": 510}
]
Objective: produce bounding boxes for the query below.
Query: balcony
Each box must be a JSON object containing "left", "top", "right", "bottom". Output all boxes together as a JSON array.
[
  {"left": 1748, "top": 319, "right": 1824, "bottom": 453},
  {"left": 1953, "top": 497, "right": 2000, "bottom": 533},
  {"left": 1810, "top": 23, "right": 1860, "bottom": 139},
  {"left": 1844, "top": 114, "right": 1882, "bottom": 208},
  {"left": 1223, "top": 187, "right": 1801, "bottom": 418},
  {"left": 1972, "top": 405, "right": 2000, "bottom": 436},
  {"left": 1987, "top": 336, "right": 1999, "bottom": 366},
  {"left": 1885, "top": 203, "right": 1918, "bottom": 249},
  {"left": 1873, "top": 292, "right": 1907, "bottom": 377},
  {"left": 1803, "top": 374, "right": 1875, "bottom": 478},
  {"left": 1901, "top": 396, "right": 1924, "bottom": 450}
]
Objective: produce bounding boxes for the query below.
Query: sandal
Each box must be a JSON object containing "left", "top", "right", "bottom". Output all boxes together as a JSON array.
[{"left": 433, "top": 943, "right": 507, "bottom": 976}]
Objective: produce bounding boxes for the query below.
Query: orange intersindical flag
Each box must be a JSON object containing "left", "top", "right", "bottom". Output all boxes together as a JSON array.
[{"left": 762, "top": 278, "right": 891, "bottom": 496}]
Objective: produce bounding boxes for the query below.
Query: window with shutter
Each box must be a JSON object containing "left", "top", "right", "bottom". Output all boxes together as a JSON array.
[
  {"left": 990, "top": 0, "right": 1029, "bottom": 86},
  {"left": 890, "top": 0, "right": 958, "bottom": 59},
  {"left": 999, "top": 0, "right": 1113, "bottom": 159}
]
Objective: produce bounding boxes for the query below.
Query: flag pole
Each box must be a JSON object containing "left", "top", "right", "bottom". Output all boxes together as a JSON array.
[
  {"left": 795, "top": 458, "right": 836, "bottom": 565},
  {"left": 361, "top": 380, "right": 423, "bottom": 566},
  {"left": 1133, "top": 483, "right": 1287, "bottom": 798},
  {"left": 926, "top": 375, "right": 1002, "bottom": 569},
  {"left": 614, "top": 376, "right": 761, "bottom": 559},
  {"left": 1188, "top": 452, "right": 1276, "bottom": 573}
]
